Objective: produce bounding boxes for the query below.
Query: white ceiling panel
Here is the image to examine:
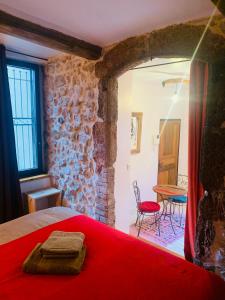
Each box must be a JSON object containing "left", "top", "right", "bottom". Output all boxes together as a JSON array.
[{"left": 0, "top": 0, "right": 216, "bottom": 46}]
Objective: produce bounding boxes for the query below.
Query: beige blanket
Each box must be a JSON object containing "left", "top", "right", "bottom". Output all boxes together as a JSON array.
[{"left": 0, "top": 207, "right": 79, "bottom": 245}]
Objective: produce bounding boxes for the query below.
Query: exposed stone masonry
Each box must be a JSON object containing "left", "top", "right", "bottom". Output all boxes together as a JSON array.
[
  {"left": 44, "top": 55, "right": 99, "bottom": 217},
  {"left": 92, "top": 78, "right": 118, "bottom": 226}
]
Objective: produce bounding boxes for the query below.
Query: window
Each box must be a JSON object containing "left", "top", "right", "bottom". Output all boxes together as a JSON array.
[{"left": 7, "top": 60, "right": 43, "bottom": 178}]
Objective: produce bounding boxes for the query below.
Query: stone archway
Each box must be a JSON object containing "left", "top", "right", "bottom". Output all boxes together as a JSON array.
[
  {"left": 93, "top": 20, "right": 225, "bottom": 274},
  {"left": 96, "top": 22, "right": 225, "bottom": 78}
]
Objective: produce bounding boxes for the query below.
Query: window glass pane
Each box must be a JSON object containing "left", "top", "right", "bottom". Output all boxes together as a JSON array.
[{"left": 7, "top": 65, "right": 38, "bottom": 172}]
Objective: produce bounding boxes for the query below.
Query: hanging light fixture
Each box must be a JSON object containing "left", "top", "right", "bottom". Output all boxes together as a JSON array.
[
  {"left": 162, "top": 78, "right": 189, "bottom": 87},
  {"left": 162, "top": 78, "right": 189, "bottom": 103}
]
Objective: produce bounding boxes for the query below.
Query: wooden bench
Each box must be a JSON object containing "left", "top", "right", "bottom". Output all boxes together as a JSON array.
[{"left": 27, "top": 187, "right": 62, "bottom": 213}]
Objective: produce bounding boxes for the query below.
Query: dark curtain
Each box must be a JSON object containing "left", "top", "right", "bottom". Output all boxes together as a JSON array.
[
  {"left": 184, "top": 60, "right": 208, "bottom": 261},
  {"left": 0, "top": 45, "right": 23, "bottom": 223}
]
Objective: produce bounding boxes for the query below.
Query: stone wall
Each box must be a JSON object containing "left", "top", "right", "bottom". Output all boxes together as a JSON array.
[
  {"left": 44, "top": 55, "right": 116, "bottom": 225},
  {"left": 93, "top": 78, "right": 118, "bottom": 226},
  {"left": 44, "top": 55, "right": 99, "bottom": 217},
  {"left": 189, "top": 14, "right": 225, "bottom": 39}
]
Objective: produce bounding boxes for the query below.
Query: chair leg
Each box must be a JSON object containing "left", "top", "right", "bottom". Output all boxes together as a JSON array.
[
  {"left": 137, "top": 214, "right": 144, "bottom": 237},
  {"left": 178, "top": 204, "right": 181, "bottom": 222},
  {"left": 169, "top": 202, "right": 176, "bottom": 235},
  {"left": 180, "top": 205, "right": 183, "bottom": 227},
  {"left": 154, "top": 213, "right": 157, "bottom": 230},
  {"left": 157, "top": 213, "right": 160, "bottom": 236},
  {"left": 135, "top": 211, "right": 140, "bottom": 226},
  {"left": 164, "top": 200, "right": 168, "bottom": 220}
]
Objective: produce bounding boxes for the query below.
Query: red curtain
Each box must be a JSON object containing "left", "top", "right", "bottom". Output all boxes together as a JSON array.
[{"left": 184, "top": 60, "right": 208, "bottom": 261}]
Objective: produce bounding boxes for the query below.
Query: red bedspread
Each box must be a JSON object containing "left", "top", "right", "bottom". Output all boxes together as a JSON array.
[{"left": 0, "top": 215, "right": 224, "bottom": 300}]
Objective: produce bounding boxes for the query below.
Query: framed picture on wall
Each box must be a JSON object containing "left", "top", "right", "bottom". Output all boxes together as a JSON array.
[{"left": 131, "top": 112, "right": 143, "bottom": 154}]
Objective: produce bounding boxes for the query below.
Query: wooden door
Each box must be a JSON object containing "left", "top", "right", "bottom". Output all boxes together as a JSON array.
[{"left": 157, "top": 119, "right": 181, "bottom": 198}]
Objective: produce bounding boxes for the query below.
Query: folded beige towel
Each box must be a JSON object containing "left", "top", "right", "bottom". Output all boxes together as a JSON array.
[
  {"left": 23, "top": 243, "right": 86, "bottom": 275},
  {"left": 40, "top": 231, "right": 85, "bottom": 257}
]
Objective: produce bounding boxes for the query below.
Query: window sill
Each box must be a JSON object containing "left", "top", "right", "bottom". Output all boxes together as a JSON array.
[{"left": 20, "top": 174, "right": 49, "bottom": 183}]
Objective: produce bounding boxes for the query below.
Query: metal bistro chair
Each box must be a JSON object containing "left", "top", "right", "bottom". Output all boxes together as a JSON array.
[
  {"left": 133, "top": 181, "right": 161, "bottom": 237},
  {"left": 168, "top": 195, "right": 187, "bottom": 228}
]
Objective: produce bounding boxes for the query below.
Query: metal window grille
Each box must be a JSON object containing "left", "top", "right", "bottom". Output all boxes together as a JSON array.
[{"left": 7, "top": 64, "right": 38, "bottom": 172}]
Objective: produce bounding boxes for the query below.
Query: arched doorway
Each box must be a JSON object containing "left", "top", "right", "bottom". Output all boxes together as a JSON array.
[
  {"left": 115, "top": 57, "right": 191, "bottom": 256},
  {"left": 93, "top": 19, "right": 225, "bottom": 274}
]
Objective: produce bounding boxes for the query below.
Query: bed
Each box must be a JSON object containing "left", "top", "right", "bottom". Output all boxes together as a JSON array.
[
  {"left": 0, "top": 207, "right": 224, "bottom": 300},
  {"left": 0, "top": 207, "right": 79, "bottom": 245}
]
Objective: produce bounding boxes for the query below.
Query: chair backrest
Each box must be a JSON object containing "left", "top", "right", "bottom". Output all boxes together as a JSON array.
[{"left": 132, "top": 180, "right": 141, "bottom": 204}]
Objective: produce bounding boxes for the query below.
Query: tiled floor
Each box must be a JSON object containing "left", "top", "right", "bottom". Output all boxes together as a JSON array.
[
  {"left": 129, "top": 208, "right": 186, "bottom": 257},
  {"left": 130, "top": 225, "right": 184, "bottom": 257},
  {"left": 165, "top": 236, "right": 184, "bottom": 256}
]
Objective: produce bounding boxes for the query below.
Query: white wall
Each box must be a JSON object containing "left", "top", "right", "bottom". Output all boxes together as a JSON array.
[
  {"left": 115, "top": 59, "right": 190, "bottom": 231},
  {"left": 130, "top": 75, "right": 189, "bottom": 197},
  {"left": 115, "top": 71, "right": 133, "bottom": 233}
]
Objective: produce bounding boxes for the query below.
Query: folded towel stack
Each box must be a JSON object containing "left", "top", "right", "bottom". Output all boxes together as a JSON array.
[
  {"left": 41, "top": 231, "right": 85, "bottom": 258},
  {"left": 23, "top": 231, "right": 86, "bottom": 275}
]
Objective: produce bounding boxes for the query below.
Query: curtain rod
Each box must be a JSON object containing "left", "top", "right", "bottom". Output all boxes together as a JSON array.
[
  {"left": 131, "top": 59, "right": 190, "bottom": 70},
  {"left": 6, "top": 49, "right": 48, "bottom": 61}
]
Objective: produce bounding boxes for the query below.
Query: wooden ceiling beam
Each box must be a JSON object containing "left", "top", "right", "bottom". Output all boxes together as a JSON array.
[{"left": 0, "top": 9, "right": 102, "bottom": 60}]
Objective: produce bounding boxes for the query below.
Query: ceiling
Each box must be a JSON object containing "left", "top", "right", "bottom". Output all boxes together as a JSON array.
[
  {"left": 0, "top": 0, "right": 216, "bottom": 48},
  {"left": 132, "top": 58, "right": 191, "bottom": 82}
]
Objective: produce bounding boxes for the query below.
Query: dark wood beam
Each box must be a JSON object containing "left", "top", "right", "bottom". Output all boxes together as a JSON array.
[
  {"left": 0, "top": 9, "right": 102, "bottom": 60},
  {"left": 211, "top": 0, "right": 225, "bottom": 16}
]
